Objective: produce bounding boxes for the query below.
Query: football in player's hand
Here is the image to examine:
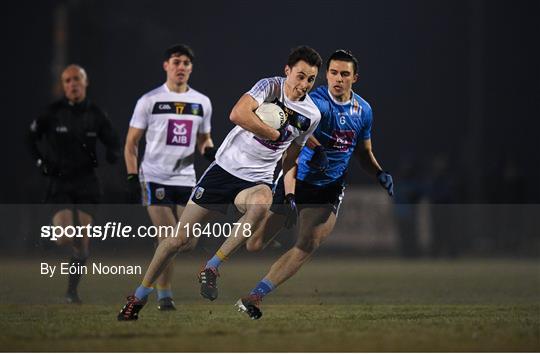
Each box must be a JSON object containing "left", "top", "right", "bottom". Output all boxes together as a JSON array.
[{"left": 255, "top": 103, "right": 286, "bottom": 129}]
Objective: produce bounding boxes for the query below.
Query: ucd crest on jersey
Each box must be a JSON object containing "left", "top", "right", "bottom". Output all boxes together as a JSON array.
[
  {"left": 194, "top": 186, "right": 205, "bottom": 199},
  {"left": 191, "top": 103, "right": 201, "bottom": 116},
  {"left": 271, "top": 98, "right": 311, "bottom": 131},
  {"left": 155, "top": 187, "right": 165, "bottom": 200}
]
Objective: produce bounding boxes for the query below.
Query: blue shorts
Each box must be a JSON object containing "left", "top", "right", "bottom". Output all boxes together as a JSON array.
[
  {"left": 191, "top": 162, "right": 272, "bottom": 214},
  {"left": 142, "top": 182, "right": 193, "bottom": 206}
]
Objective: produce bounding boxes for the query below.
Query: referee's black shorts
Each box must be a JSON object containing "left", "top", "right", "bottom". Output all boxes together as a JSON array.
[{"left": 44, "top": 173, "right": 101, "bottom": 216}]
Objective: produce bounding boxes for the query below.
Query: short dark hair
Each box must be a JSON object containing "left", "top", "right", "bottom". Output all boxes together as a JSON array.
[
  {"left": 326, "top": 49, "right": 359, "bottom": 74},
  {"left": 164, "top": 44, "right": 194, "bottom": 61},
  {"left": 287, "top": 46, "right": 322, "bottom": 69}
]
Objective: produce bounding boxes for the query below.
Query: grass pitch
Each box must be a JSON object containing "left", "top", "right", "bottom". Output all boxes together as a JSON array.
[{"left": 0, "top": 257, "right": 538, "bottom": 351}]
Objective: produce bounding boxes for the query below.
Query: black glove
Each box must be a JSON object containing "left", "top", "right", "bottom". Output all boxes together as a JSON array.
[
  {"left": 127, "top": 173, "right": 142, "bottom": 204},
  {"left": 36, "top": 159, "right": 48, "bottom": 176},
  {"left": 307, "top": 145, "right": 329, "bottom": 172},
  {"left": 36, "top": 158, "right": 57, "bottom": 176},
  {"left": 376, "top": 171, "right": 394, "bottom": 197},
  {"left": 284, "top": 193, "right": 298, "bottom": 229},
  {"left": 273, "top": 125, "right": 291, "bottom": 142},
  {"left": 203, "top": 146, "right": 217, "bottom": 161}
]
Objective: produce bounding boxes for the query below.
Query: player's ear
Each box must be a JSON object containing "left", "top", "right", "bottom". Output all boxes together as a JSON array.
[
  {"left": 163, "top": 60, "right": 168, "bottom": 72},
  {"left": 284, "top": 65, "right": 291, "bottom": 76},
  {"left": 352, "top": 73, "right": 358, "bottom": 84}
]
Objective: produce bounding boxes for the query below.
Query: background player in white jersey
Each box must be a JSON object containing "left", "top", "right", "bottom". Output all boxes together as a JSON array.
[
  {"left": 124, "top": 44, "right": 214, "bottom": 311},
  {"left": 117, "top": 46, "right": 322, "bottom": 321}
]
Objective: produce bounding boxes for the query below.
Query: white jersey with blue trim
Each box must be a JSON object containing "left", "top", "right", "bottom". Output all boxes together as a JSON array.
[
  {"left": 215, "top": 77, "right": 321, "bottom": 184},
  {"left": 129, "top": 84, "right": 212, "bottom": 186}
]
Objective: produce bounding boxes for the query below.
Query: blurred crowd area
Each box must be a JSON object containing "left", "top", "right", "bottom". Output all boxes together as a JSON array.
[{"left": 394, "top": 153, "right": 535, "bottom": 205}]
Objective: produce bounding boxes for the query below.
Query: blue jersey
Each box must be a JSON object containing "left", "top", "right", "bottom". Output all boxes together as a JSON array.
[{"left": 297, "top": 86, "right": 373, "bottom": 186}]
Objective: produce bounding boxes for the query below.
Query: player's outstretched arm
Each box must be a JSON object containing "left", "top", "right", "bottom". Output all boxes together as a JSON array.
[
  {"left": 124, "top": 127, "right": 145, "bottom": 202},
  {"left": 282, "top": 142, "right": 302, "bottom": 195},
  {"left": 27, "top": 116, "right": 47, "bottom": 174},
  {"left": 282, "top": 143, "right": 302, "bottom": 228},
  {"left": 230, "top": 94, "right": 281, "bottom": 141},
  {"left": 197, "top": 133, "right": 216, "bottom": 160},
  {"left": 355, "top": 139, "right": 382, "bottom": 175},
  {"left": 355, "top": 139, "right": 394, "bottom": 196},
  {"left": 124, "top": 127, "right": 145, "bottom": 174}
]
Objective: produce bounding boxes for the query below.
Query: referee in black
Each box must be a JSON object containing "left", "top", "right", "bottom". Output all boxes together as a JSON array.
[{"left": 27, "top": 64, "right": 120, "bottom": 304}]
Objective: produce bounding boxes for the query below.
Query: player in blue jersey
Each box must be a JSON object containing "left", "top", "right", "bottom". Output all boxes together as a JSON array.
[{"left": 203, "top": 49, "right": 393, "bottom": 319}]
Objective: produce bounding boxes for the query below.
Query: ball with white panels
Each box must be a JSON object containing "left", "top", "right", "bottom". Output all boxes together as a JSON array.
[{"left": 255, "top": 103, "right": 286, "bottom": 129}]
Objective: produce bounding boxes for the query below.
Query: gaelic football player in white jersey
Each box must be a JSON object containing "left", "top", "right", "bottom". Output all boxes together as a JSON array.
[
  {"left": 123, "top": 44, "right": 215, "bottom": 312},
  {"left": 118, "top": 46, "right": 322, "bottom": 321}
]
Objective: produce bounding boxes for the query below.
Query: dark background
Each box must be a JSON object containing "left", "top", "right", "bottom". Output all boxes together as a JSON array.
[{"left": 2, "top": 0, "right": 539, "bottom": 204}]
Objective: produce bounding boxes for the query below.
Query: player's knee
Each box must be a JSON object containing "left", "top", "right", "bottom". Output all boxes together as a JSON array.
[
  {"left": 164, "top": 236, "right": 189, "bottom": 253},
  {"left": 248, "top": 188, "right": 273, "bottom": 206},
  {"left": 179, "top": 238, "right": 197, "bottom": 252},
  {"left": 295, "top": 237, "right": 321, "bottom": 255},
  {"left": 296, "top": 241, "right": 316, "bottom": 254},
  {"left": 246, "top": 237, "right": 263, "bottom": 252},
  {"left": 291, "top": 245, "right": 313, "bottom": 263},
  {"left": 245, "top": 203, "right": 271, "bottom": 223}
]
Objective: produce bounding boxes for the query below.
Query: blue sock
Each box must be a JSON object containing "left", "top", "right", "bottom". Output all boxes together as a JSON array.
[
  {"left": 134, "top": 285, "right": 154, "bottom": 301},
  {"left": 205, "top": 254, "right": 223, "bottom": 269},
  {"left": 157, "top": 288, "right": 173, "bottom": 300},
  {"left": 250, "top": 278, "right": 275, "bottom": 298}
]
